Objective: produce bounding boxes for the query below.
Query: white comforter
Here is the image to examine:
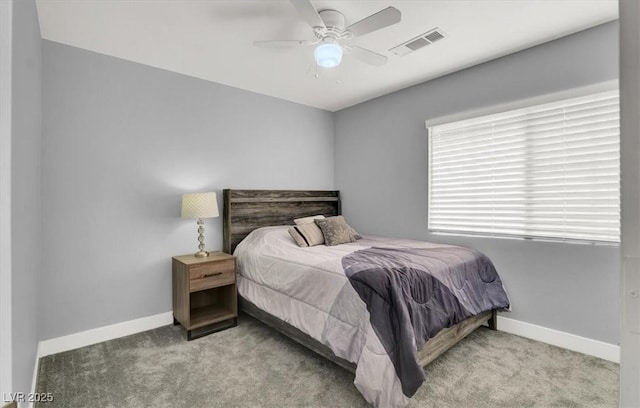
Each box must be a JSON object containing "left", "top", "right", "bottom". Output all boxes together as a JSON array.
[{"left": 234, "top": 226, "right": 455, "bottom": 407}]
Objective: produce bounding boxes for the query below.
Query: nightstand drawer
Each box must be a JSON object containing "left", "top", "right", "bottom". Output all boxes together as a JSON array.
[
  {"left": 188, "top": 259, "right": 235, "bottom": 292},
  {"left": 189, "top": 259, "right": 235, "bottom": 279},
  {"left": 190, "top": 270, "right": 235, "bottom": 292}
]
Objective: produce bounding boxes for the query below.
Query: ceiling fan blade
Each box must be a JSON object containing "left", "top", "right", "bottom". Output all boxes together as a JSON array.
[
  {"left": 349, "top": 46, "right": 388, "bottom": 66},
  {"left": 289, "top": 0, "right": 325, "bottom": 29},
  {"left": 346, "top": 6, "right": 401, "bottom": 37},
  {"left": 253, "top": 40, "right": 315, "bottom": 48}
]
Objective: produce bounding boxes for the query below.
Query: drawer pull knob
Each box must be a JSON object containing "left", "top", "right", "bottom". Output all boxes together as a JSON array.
[{"left": 203, "top": 272, "right": 223, "bottom": 278}]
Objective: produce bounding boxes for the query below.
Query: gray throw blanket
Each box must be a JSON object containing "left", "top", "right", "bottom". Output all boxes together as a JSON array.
[{"left": 343, "top": 246, "right": 510, "bottom": 397}]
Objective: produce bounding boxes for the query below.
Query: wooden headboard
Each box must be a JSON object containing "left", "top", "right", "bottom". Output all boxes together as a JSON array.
[{"left": 223, "top": 189, "right": 341, "bottom": 254}]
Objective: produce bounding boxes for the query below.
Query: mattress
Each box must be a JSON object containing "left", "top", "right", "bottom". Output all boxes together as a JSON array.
[{"left": 234, "top": 226, "right": 510, "bottom": 407}]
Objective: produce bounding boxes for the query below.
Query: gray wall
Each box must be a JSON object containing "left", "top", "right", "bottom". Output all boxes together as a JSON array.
[
  {"left": 40, "top": 41, "right": 334, "bottom": 340},
  {"left": 11, "top": 0, "right": 42, "bottom": 394},
  {"left": 335, "top": 22, "right": 620, "bottom": 344}
]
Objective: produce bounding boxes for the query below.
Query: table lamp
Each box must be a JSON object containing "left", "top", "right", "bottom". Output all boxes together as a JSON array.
[{"left": 181, "top": 192, "right": 219, "bottom": 257}]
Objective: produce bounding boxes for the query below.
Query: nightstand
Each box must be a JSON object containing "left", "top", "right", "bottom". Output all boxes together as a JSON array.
[{"left": 172, "top": 252, "right": 238, "bottom": 340}]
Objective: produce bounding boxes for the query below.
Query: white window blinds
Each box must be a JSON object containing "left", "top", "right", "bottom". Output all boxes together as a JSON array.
[{"left": 428, "top": 90, "right": 620, "bottom": 243}]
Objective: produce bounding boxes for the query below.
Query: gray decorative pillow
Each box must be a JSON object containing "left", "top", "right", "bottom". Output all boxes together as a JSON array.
[
  {"left": 314, "top": 216, "right": 358, "bottom": 246},
  {"left": 288, "top": 223, "right": 325, "bottom": 247},
  {"left": 348, "top": 225, "right": 362, "bottom": 240}
]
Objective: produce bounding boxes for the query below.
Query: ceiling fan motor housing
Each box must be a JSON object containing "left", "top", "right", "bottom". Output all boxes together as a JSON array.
[{"left": 319, "top": 9, "right": 346, "bottom": 32}]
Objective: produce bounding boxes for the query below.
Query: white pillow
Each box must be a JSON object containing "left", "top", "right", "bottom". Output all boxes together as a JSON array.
[
  {"left": 293, "top": 215, "right": 326, "bottom": 225},
  {"left": 288, "top": 223, "right": 325, "bottom": 247}
]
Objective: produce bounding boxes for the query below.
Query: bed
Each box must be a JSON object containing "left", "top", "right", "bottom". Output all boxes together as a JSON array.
[{"left": 223, "top": 189, "right": 510, "bottom": 407}]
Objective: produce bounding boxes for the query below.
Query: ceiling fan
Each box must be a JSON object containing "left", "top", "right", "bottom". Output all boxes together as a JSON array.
[{"left": 254, "top": 0, "right": 401, "bottom": 69}]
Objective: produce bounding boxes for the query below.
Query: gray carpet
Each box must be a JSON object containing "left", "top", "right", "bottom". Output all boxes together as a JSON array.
[{"left": 36, "top": 315, "right": 618, "bottom": 408}]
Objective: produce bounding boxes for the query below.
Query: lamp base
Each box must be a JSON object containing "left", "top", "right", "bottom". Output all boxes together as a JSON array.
[{"left": 194, "top": 250, "right": 209, "bottom": 258}]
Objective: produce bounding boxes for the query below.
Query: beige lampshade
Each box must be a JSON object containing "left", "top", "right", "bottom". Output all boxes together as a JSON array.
[{"left": 181, "top": 192, "right": 219, "bottom": 219}]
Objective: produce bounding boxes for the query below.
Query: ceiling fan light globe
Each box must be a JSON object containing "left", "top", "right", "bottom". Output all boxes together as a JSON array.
[{"left": 314, "top": 43, "right": 343, "bottom": 68}]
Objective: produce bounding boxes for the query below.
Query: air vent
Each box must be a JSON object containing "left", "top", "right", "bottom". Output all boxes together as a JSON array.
[
  {"left": 390, "top": 28, "right": 446, "bottom": 56},
  {"left": 424, "top": 30, "right": 444, "bottom": 43},
  {"left": 406, "top": 38, "right": 429, "bottom": 51}
]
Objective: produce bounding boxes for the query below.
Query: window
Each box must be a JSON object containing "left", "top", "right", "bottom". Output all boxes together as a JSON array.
[{"left": 428, "top": 90, "right": 620, "bottom": 243}]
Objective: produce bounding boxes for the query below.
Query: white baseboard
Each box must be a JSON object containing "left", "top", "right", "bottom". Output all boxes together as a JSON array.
[
  {"left": 34, "top": 313, "right": 620, "bottom": 363},
  {"left": 28, "top": 343, "right": 41, "bottom": 408},
  {"left": 497, "top": 316, "right": 620, "bottom": 363},
  {"left": 37, "top": 311, "right": 173, "bottom": 358}
]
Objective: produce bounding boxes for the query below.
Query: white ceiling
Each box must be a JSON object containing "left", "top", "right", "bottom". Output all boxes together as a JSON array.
[{"left": 35, "top": 0, "right": 618, "bottom": 112}]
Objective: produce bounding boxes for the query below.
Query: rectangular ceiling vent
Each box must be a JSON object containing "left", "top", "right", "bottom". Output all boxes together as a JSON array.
[{"left": 390, "top": 28, "right": 445, "bottom": 56}]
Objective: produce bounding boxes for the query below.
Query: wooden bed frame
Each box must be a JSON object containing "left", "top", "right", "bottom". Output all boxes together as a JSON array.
[{"left": 223, "top": 189, "right": 497, "bottom": 372}]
